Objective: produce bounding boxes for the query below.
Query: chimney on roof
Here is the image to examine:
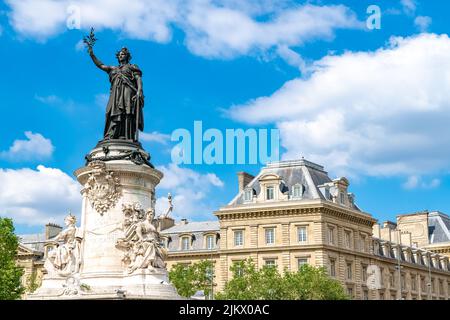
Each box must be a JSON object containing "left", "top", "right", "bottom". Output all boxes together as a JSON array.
[
  {"left": 383, "top": 221, "right": 397, "bottom": 230},
  {"left": 45, "top": 223, "right": 62, "bottom": 240},
  {"left": 237, "top": 172, "right": 254, "bottom": 192},
  {"left": 158, "top": 216, "right": 175, "bottom": 231},
  {"left": 180, "top": 218, "right": 188, "bottom": 225}
]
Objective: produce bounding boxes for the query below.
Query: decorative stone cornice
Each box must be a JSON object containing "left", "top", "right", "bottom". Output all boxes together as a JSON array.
[
  {"left": 214, "top": 201, "right": 376, "bottom": 227},
  {"left": 167, "top": 250, "right": 219, "bottom": 259}
]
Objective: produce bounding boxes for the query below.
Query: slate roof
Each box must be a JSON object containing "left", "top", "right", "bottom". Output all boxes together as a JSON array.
[
  {"left": 17, "top": 233, "right": 46, "bottom": 253},
  {"left": 161, "top": 221, "right": 220, "bottom": 234},
  {"left": 227, "top": 159, "right": 360, "bottom": 211},
  {"left": 429, "top": 211, "right": 450, "bottom": 244}
]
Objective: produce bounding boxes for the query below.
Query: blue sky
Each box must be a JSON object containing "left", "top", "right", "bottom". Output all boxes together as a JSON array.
[{"left": 1, "top": 0, "right": 450, "bottom": 234}]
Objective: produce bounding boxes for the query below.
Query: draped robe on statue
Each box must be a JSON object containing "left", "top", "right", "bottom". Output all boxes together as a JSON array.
[{"left": 104, "top": 64, "right": 144, "bottom": 140}]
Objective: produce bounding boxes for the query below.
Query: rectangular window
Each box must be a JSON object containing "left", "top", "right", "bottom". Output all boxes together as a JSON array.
[
  {"left": 411, "top": 275, "right": 416, "bottom": 291},
  {"left": 265, "top": 228, "right": 275, "bottom": 245},
  {"left": 380, "top": 293, "right": 384, "bottom": 300},
  {"left": 234, "top": 230, "right": 243, "bottom": 246},
  {"left": 362, "top": 265, "right": 367, "bottom": 282},
  {"left": 297, "top": 226, "right": 307, "bottom": 243},
  {"left": 344, "top": 231, "right": 351, "bottom": 248},
  {"left": 363, "top": 290, "right": 369, "bottom": 300},
  {"left": 401, "top": 274, "right": 406, "bottom": 291},
  {"left": 347, "top": 287, "right": 353, "bottom": 298},
  {"left": 439, "top": 280, "right": 444, "bottom": 294},
  {"left": 389, "top": 272, "right": 394, "bottom": 287},
  {"left": 265, "top": 259, "right": 276, "bottom": 267},
  {"left": 360, "top": 234, "right": 366, "bottom": 252},
  {"left": 206, "top": 235, "right": 215, "bottom": 249},
  {"left": 421, "top": 277, "right": 426, "bottom": 292},
  {"left": 346, "top": 262, "right": 353, "bottom": 280},
  {"left": 181, "top": 237, "right": 190, "bottom": 251},
  {"left": 266, "top": 186, "right": 274, "bottom": 200},
  {"left": 340, "top": 193, "right": 346, "bottom": 204},
  {"left": 297, "top": 258, "right": 308, "bottom": 269},
  {"left": 328, "top": 226, "right": 335, "bottom": 245},
  {"left": 330, "top": 259, "right": 336, "bottom": 277},
  {"left": 293, "top": 185, "right": 302, "bottom": 198},
  {"left": 244, "top": 189, "right": 253, "bottom": 202}
]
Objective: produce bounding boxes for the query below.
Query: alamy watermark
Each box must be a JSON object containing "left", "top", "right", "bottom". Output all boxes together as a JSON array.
[
  {"left": 367, "top": 5, "right": 382, "bottom": 30},
  {"left": 65, "top": 5, "right": 383, "bottom": 31},
  {"left": 171, "top": 121, "right": 280, "bottom": 165}
]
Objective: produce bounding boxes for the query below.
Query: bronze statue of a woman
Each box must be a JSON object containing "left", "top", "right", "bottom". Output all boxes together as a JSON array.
[{"left": 84, "top": 30, "right": 144, "bottom": 142}]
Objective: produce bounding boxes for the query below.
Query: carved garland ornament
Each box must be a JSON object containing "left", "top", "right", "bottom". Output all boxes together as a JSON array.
[{"left": 84, "top": 161, "right": 121, "bottom": 215}]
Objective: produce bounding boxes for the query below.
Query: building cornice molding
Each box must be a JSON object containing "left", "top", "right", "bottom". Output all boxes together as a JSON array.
[{"left": 214, "top": 201, "right": 376, "bottom": 227}]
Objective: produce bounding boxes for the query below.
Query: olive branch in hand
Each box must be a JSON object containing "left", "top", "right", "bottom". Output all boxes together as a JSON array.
[{"left": 83, "top": 27, "right": 97, "bottom": 50}]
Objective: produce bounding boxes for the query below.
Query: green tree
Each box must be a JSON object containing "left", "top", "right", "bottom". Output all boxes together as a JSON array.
[
  {"left": 168, "top": 260, "right": 215, "bottom": 298},
  {"left": 0, "top": 217, "right": 25, "bottom": 300},
  {"left": 216, "top": 259, "right": 348, "bottom": 300},
  {"left": 26, "top": 270, "right": 41, "bottom": 294}
]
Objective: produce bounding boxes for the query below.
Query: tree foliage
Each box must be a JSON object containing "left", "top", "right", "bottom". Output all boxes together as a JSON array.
[
  {"left": 215, "top": 259, "right": 348, "bottom": 300},
  {"left": 26, "top": 270, "right": 41, "bottom": 294},
  {"left": 0, "top": 217, "right": 25, "bottom": 300},
  {"left": 168, "top": 260, "right": 215, "bottom": 298}
]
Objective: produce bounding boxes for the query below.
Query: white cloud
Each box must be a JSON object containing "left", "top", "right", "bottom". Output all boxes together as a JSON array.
[
  {"left": 155, "top": 163, "right": 224, "bottom": 220},
  {"left": 414, "top": 16, "right": 432, "bottom": 32},
  {"left": 403, "top": 175, "right": 441, "bottom": 190},
  {"left": 95, "top": 93, "right": 109, "bottom": 109},
  {"left": 0, "top": 166, "right": 82, "bottom": 226},
  {"left": 183, "top": 3, "right": 362, "bottom": 59},
  {"left": 5, "top": 1, "right": 361, "bottom": 62},
  {"left": 140, "top": 131, "right": 171, "bottom": 145},
  {"left": 1, "top": 131, "right": 54, "bottom": 161},
  {"left": 75, "top": 39, "right": 85, "bottom": 51},
  {"left": 276, "top": 45, "right": 306, "bottom": 69},
  {"left": 35, "top": 94, "right": 62, "bottom": 105},
  {"left": 401, "top": 0, "right": 416, "bottom": 15},
  {"left": 228, "top": 34, "right": 450, "bottom": 178},
  {"left": 5, "top": 0, "right": 177, "bottom": 42}
]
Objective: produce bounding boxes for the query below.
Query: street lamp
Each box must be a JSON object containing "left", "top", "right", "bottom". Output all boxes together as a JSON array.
[
  {"left": 427, "top": 252, "right": 433, "bottom": 300},
  {"left": 396, "top": 231, "right": 403, "bottom": 300}
]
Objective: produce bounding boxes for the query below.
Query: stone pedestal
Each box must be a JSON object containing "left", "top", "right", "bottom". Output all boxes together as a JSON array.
[{"left": 29, "top": 141, "right": 181, "bottom": 300}]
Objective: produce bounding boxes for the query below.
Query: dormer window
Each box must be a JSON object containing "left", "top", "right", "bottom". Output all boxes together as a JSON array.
[
  {"left": 206, "top": 235, "right": 215, "bottom": 249},
  {"left": 339, "top": 192, "right": 346, "bottom": 205},
  {"left": 244, "top": 188, "right": 253, "bottom": 202},
  {"left": 266, "top": 186, "right": 275, "bottom": 200},
  {"left": 181, "top": 236, "right": 190, "bottom": 251},
  {"left": 292, "top": 184, "right": 304, "bottom": 199}
]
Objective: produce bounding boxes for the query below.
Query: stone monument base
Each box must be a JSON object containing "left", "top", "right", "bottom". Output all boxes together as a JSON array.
[{"left": 28, "top": 141, "right": 182, "bottom": 300}]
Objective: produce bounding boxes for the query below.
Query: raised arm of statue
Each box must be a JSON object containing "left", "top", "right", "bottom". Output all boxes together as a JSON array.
[{"left": 88, "top": 47, "right": 113, "bottom": 73}]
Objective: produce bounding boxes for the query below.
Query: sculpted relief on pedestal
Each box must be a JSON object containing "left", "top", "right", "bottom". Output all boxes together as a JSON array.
[
  {"left": 116, "top": 203, "right": 167, "bottom": 274},
  {"left": 84, "top": 161, "right": 121, "bottom": 215},
  {"left": 44, "top": 214, "right": 83, "bottom": 278}
]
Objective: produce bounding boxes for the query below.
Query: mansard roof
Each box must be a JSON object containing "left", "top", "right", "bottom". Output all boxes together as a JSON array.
[
  {"left": 17, "top": 233, "right": 46, "bottom": 253},
  {"left": 429, "top": 211, "right": 450, "bottom": 244},
  {"left": 227, "top": 159, "right": 361, "bottom": 211},
  {"left": 161, "top": 221, "right": 220, "bottom": 234}
]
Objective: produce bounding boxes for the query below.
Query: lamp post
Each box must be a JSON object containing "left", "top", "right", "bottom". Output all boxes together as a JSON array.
[
  {"left": 396, "top": 231, "right": 403, "bottom": 300},
  {"left": 427, "top": 252, "right": 432, "bottom": 300}
]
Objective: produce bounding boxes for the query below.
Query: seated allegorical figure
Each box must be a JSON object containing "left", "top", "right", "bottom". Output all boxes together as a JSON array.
[
  {"left": 44, "top": 214, "right": 82, "bottom": 277},
  {"left": 126, "top": 208, "right": 167, "bottom": 274}
]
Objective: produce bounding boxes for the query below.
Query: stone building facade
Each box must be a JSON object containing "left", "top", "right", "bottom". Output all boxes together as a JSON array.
[{"left": 161, "top": 159, "right": 450, "bottom": 300}]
